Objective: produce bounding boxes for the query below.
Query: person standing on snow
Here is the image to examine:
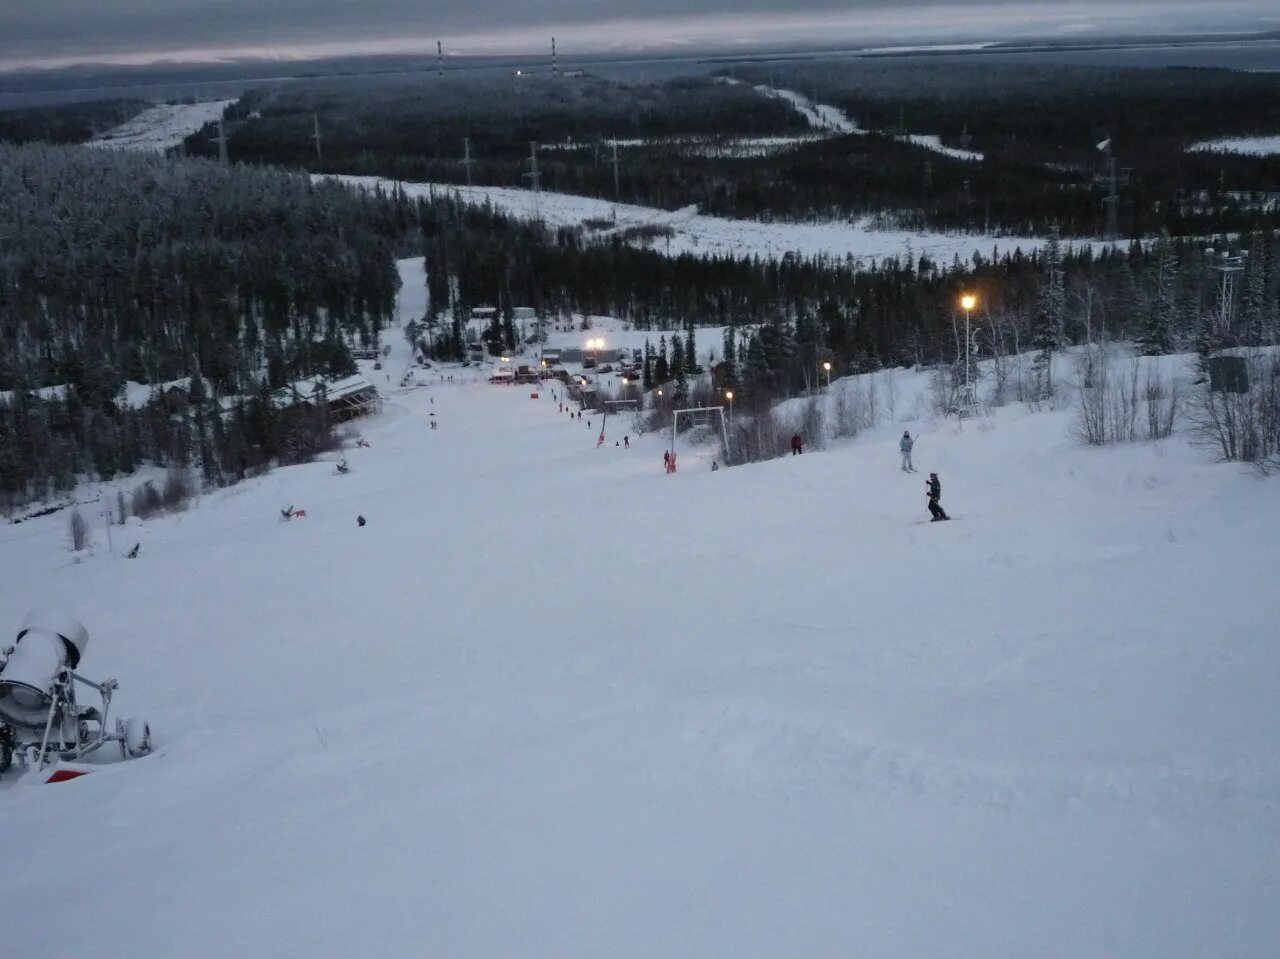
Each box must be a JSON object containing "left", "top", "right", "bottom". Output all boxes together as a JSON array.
[
  {"left": 790, "top": 433, "right": 803, "bottom": 455},
  {"left": 900, "top": 431, "right": 915, "bottom": 472},
  {"left": 926, "top": 472, "right": 950, "bottom": 522}
]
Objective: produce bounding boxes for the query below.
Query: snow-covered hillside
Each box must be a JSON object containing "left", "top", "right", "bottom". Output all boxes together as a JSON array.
[
  {"left": 87, "top": 100, "right": 234, "bottom": 152},
  {"left": 1, "top": 262, "right": 1277, "bottom": 957},
  {"left": 1188, "top": 135, "right": 1280, "bottom": 156}
]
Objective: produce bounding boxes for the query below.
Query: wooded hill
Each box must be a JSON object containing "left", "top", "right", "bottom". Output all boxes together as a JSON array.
[{"left": 185, "top": 63, "right": 1280, "bottom": 238}]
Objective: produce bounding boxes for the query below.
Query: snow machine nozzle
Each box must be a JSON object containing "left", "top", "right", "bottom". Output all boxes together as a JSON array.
[{"left": 0, "top": 610, "right": 152, "bottom": 782}]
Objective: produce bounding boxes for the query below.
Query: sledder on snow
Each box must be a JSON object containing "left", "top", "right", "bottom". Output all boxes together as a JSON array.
[{"left": 0, "top": 610, "right": 152, "bottom": 780}]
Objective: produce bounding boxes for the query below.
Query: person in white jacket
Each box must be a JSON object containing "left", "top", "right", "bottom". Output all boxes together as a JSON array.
[{"left": 899, "top": 431, "right": 915, "bottom": 472}]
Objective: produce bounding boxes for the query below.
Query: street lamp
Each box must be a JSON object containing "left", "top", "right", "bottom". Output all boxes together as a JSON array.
[
  {"left": 822, "top": 361, "right": 831, "bottom": 391},
  {"left": 960, "top": 293, "right": 977, "bottom": 412},
  {"left": 725, "top": 389, "right": 734, "bottom": 421}
]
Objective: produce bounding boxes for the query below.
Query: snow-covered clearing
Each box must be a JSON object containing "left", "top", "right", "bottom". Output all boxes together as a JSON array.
[
  {"left": 754, "top": 85, "right": 983, "bottom": 162},
  {"left": 904, "top": 132, "right": 984, "bottom": 162},
  {"left": 1188, "top": 135, "right": 1280, "bottom": 156},
  {"left": 334, "top": 174, "right": 1067, "bottom": 267},
  {"left": 754, "top": 85, "right": 861, "bottom": 134},
  {"left": 1, "top": 259, "right": 1277, "bottom": 956},
  {"left": 87, "top": 100, "right": 233, "bottom": 152}
]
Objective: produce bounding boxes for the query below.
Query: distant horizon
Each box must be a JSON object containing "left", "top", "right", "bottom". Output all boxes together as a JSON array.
[{"left": 3, "top": 2, "right": 1277, "bottom": 74}]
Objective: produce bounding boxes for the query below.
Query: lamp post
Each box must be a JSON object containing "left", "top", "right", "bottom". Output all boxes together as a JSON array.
[
  {"left": 725, "top": 389, "right": 734, "bottom": 422},
  {"left": 822, "top": 361, "right": 831, "bottom": 391},
  {"left": 960, "top": 293, "right": 977, "bottom": 412}
]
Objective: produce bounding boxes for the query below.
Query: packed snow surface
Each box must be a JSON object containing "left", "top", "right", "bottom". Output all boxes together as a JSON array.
[
  {"left": 87, "top": 100, "right": 233, "bottom": 152},
  {"left": 334, "top": 175, "right": 1064, "bottom": 267},
  {"left": 2, "top": 261, "right": 1278, "bottom": 957},
  {"left": 1188, "top": 135, "right": 1280, "bottom": 156}
]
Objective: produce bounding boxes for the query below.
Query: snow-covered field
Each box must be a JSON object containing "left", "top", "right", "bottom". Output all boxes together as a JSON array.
[
  {"left": 87, "top": 100, "right": 233, "bottom": 152},
  {"left": 1188, "top": 135, "right": 1280, "bottom": 156},
  {"left": 335, "top": 175, "right": 1066, "bottom": 267},
  {"left": 2, "top": 259, "right": 1277, "bottom": 957}
]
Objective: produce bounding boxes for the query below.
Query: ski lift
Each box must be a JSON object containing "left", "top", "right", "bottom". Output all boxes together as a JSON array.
[{"left": 0, "top": 610, "right": 152, "bottom": 781}]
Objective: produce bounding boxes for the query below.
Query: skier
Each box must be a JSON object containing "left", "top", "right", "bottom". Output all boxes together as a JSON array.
[
  {"left": 926, "top": 472, "right": 950, "bottom": 522},
  {"left": 624, "top": 435, "right": 630, "bottom": 448},
  {"left": 663, "top": 450, "right": 671, "bottom": 471},
  {"left": 790, "top": 433, "right": 803, "bottom": 455},
  {"left": 357, "top": 515, "right": 366, "bottom": 527},
  {"left": 710, "top": 460, "right": 719, "bottom": 471},
  {"left": 900, "top": 431, "right": 915, "bottom": 472},
  {"left": 336, "top": 459, "right": 350, "bottom": 475}
]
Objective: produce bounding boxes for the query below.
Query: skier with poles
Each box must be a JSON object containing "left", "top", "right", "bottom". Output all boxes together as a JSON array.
[{"left": 926, "top": 472, "right": 950, "bottom": 522}]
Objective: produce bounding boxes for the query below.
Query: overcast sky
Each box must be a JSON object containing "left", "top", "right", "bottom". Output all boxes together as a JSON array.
[{"left": 1, "top": 0, "right": 1276, "bottom": 71}]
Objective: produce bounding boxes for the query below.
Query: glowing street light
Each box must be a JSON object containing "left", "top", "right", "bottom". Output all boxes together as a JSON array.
[
  {"left": 822, "top": 361, "right": 832, "bottom": 391},
  {"left": 960, "top": 293, "right": 977, "bottom": 414},
  {"left": 725, "top": 389, "right": 734, "bottom": 421}
]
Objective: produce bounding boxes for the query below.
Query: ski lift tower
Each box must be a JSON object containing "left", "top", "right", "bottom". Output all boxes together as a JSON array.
[{"left": 1206, "top": 247, "right": 1247, "bottom": 341}]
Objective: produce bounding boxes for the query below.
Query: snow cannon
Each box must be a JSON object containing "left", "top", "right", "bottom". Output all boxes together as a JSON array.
[{"left": 0, "top": 610, "right": 152, "bottom": 782}]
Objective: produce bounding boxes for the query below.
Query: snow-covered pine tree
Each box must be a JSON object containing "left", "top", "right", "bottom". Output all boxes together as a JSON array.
[
  {"left": 669, "top": 334, "right": 685, "bottom": 381},
  {"left": 1032, "top": 227, "right": 1066, "bottom": 394},
  {"left": 653, "top": 336, "right": 669, "bottom": 384},
  {"left": 1138, "top": 240, "right": 1175, "bottom": 355},
  {"left": 721, "top": 325, "right": 739, "bottom": 390}
]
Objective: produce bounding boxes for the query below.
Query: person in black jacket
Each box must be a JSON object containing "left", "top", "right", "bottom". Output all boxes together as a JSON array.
[{"left": 926, "top": 472, "right": 950, "bottom": 521}]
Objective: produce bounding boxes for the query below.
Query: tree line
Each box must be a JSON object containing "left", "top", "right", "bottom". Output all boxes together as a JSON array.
[{"left": 0, "top": 142, "right": 415, "bottom": 510}]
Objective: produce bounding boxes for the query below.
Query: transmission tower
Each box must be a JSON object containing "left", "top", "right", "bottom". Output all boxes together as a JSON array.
[
  {"left": 552, "top": 37, "right": 559, "bottom": 79},
  {"left": 1104, "top": 156, "right": 1120, "bottom": 241},
  {"left": 959, "top": 123, "right": 971, "bottom": 152},
  {"left": 462, "top": 138, "right": 474, "bottom": 187},
  {"left": 610, "top": 140, "right": 621, "bottom": 200},
  {"left": 213, "top": 117, "right": 229, "bottom": 164},
  {"left": 309, "top": 112, "right": 323, "bottom": 162},
  {"left": 524, "top": 142, "right": 541, "bottom": 220},
  {"left": 437, "top": 41, "right": 444, "bottom": 79}
]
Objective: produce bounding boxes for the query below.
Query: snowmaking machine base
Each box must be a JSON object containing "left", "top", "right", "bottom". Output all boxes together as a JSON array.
[{"left": 0, "top": 610, "right": 152, "bottom": 783}]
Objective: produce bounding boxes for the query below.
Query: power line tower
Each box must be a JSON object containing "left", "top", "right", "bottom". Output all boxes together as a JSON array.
[
  {"left": 309, "top": 112, "right": 323, "bottom": 163},
  {"left": 213, "top": 117, "right": 229, "bottom": 164},
  {"left": 610, "top": 139, "right": 621, "bottom": 200},
  {"left": 462, "top": 138, "right": 474, "bottom": 187},
  {"left": 437, "top": 41, "right": 444, "bottom": 79},
  {"left": 958, "top": 123, "right": 971, "bottom": 152},
  {"left": 524, "top": 141, "right": 541, "bottom": 220},
  {"left": 1101, "top": 137, "right": 1120, "bottom": 241},
  {"left": 552, "top": 36, "right": 558, "bottom": 79}
]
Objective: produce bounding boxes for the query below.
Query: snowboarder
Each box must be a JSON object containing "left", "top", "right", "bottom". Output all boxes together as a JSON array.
[
  {"left": 710, "top": 460, "right": 719, "bottom": 471},
  {"left": 663, "top": 450, "right": 671, "bottom": 471},
  {"left": 900, "top": 431, "right": 915, "bottom": 472},
  {"left": 357, "top": 515, "right": 366, "bottom": 527},
  {"left": 926, "top": 472, "right": 950, "bottom": 522},
  {"left": 624, "top": 435, "right": 630, "bottom": 448},
  {"left": 791, "top": 433, "right": 803, "bottom": 455},
  {"left": 335, "top": 459, "right": 350, "bottom": 475},
  {"left": 667, "top": 451, "right": 678, "bottom": 474},
  {"left": 126, "top": 542, "right": 141, "bottom": 558}
]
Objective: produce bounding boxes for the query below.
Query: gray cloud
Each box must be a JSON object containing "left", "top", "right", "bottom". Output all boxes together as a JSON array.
[{"left": 1, "top": 0, "right": 1274, "bottom": 70}]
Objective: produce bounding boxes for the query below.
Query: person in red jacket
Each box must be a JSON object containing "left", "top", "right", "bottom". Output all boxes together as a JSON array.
[{"left": 790, "top": 433, "right": 803, "bottom": 455}]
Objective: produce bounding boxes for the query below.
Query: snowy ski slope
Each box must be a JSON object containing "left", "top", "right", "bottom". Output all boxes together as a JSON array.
[{"left": 1, "top": 260, "right": 1277, "bottom": 957}]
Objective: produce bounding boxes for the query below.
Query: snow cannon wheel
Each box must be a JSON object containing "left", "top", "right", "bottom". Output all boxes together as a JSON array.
[{"left": 117, "top": 717, "right": 152, "bottom": 759}]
